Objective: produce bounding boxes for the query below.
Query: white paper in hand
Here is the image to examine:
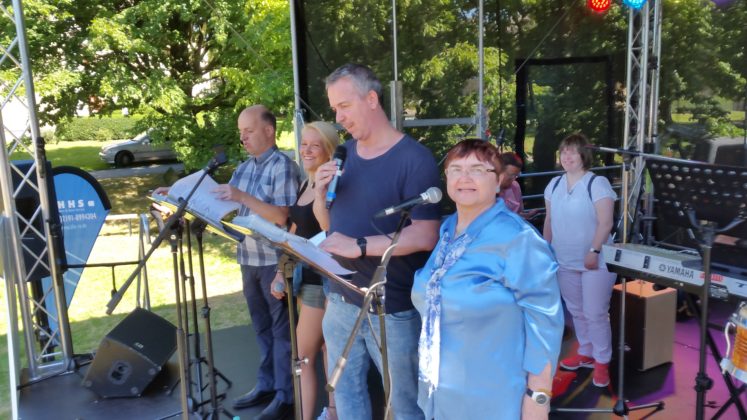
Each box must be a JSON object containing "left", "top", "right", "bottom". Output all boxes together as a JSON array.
[{"left": 167, "top": 170, "right": 240, "bottom": 222}]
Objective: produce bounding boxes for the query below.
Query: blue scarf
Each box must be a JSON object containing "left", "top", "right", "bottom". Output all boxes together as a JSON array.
[{"left": 418, "top": 229, "right": 473, "bottom": 396}]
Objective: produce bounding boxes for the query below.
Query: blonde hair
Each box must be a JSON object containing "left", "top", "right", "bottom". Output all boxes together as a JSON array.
[{"left": 301, "top": 121, "right": 340, "bottom": 177}]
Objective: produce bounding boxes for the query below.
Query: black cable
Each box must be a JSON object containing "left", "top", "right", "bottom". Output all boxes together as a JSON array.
[
  {"left": 370, "top": 218, "right": 393, "bottom": 241},
  {"left": 304, "top": 22, "right": 332, "bottom": 73}
]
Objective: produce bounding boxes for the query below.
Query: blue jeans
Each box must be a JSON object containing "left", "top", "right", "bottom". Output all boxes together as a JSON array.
[
  {"left": 323, "top": 293, "right": 424, "bottom": 420},
  {"left": 241, "top": 264, "right": 292, "bottom": 403}
]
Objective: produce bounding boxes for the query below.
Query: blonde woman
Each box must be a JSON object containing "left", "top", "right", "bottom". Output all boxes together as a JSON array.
[{"left": 270, "top": 121, "right": 340, "bottom": 420}]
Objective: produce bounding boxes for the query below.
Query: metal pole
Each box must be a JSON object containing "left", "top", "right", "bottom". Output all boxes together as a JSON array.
[
  {"left": 15, "top": 0, "right": 74, "bottom": 371},
  {"left": 1, "top": 206, "right": 21, "bottom": 420},
  {"left": 647, "top": 0, "right": 662, "bottom": 152},
  {"left": 477, "top": 0, "right": 485, "bottom": 138},
  {"left": 392, "top": 0, "right": 398, "bottom": 83},
  {"left": 621, "top": 8, "right": 635, "bottom": 242},
  {"left": 644, "top": 0, "right": 662, "bottom": 244},
  {"left": 289, "top": 0, "right": 303, "bottom": 165},
  {"left": 390, "top": 0, "right": 403, "bottom": 130}
]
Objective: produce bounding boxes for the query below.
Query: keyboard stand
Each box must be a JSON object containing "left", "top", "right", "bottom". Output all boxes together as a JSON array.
[
  {"left": 684, "top": 293, "right": 747, "bottom": 419},
  {"left": 647, "top": 157, "right": 747, "bottom": 420}
]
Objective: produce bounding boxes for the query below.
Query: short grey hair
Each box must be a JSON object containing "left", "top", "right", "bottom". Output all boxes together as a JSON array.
[{"left": 325, "top": 63, "right": 383, "bottom": 101}]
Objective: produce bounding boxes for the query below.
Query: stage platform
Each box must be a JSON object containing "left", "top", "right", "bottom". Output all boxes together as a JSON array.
[{"left": 17, "top": 299, "right": 747, "bottom": 419}]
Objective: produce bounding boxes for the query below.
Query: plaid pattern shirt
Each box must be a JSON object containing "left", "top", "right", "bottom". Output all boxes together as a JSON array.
[{"left": 229, "top": 146, "right": 299, "bottom": 266}]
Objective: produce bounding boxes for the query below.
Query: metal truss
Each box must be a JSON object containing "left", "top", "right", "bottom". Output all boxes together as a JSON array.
[
  {"left": 621, "top": 0, "right": 662, "bottom": 243},
  {"left": 1, "top": 0, "right": 74, "bottom": 393}
]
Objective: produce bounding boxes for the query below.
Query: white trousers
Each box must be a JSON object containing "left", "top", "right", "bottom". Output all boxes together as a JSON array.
[{"left": 557, "top": 266, "right": 617, "bottom": 363}]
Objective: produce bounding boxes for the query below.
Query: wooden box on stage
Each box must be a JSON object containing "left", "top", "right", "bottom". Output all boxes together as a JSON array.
[{"left": 610, "top": 280, "right": 676, "bottom": 371}]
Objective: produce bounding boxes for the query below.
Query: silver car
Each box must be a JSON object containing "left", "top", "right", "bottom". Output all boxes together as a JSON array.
[{"left": 99, "top": 131, "right": 177, "bottom": 167}]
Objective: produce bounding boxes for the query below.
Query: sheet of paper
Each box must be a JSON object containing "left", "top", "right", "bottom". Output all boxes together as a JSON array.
[
  {"left": 166, "top": 170, "right": 239, "bottom": 222},
  {"left": 231, "top": 215, "right": 354, "bottom": 276},
  {"left": 149, "top": 194, "right": 241, "bottom": 242},
  {"left": 309, "top": 231, "right": 326, "bottom": 246}
]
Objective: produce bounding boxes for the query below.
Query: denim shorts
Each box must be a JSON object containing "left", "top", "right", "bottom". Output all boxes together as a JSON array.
[{"left": 300, "top": 283, "right": 326, "bottom": 309}]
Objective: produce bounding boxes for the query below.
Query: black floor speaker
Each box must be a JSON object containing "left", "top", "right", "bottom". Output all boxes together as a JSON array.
[{"left": 83, "top": 308, "right": 177, "bottom": 398}]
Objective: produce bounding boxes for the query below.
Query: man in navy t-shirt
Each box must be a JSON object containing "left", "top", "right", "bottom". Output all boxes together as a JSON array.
[{"left": 313, "top": 64, "right": 440, "bottom": 420}]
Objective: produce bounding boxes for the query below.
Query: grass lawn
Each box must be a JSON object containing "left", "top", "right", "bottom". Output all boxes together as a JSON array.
[
  {"left": 672, "top": 110, "right": 746, "bottom": 124},
  {"left": 0, "top": 230, "right": 248, "bottom": 419},
  {"left": 0, "top": 142, "right": 263, "bottom": 418},
  {"left": 10, "top": 140, "right": 111, "bottom": 172},
  {"left": 9, "top": 129, "right": 298, "bottom": 175}
]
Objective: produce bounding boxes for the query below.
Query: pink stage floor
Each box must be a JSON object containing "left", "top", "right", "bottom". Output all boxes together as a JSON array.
[{"left": 17, "top": 297, "right": 747, "bottom": 419}]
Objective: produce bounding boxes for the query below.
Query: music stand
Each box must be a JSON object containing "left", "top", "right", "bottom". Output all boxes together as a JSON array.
[
  {"left": 149, "top": 196, "right": 239, "bottom": 419},
  {"left": 647, "top": 157, "right": 747, "bottom": 420},
  {"left": 225, "top": 215, "right": 362, "bottom": 420},
  {"left": 106, "top": 160, "right": 228, "bottom": 419}
]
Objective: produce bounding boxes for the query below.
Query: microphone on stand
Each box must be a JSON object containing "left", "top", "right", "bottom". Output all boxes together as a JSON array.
[
  {"left": 325, "top": 145, "right": 347, "bottom": 209},
  {"left": 374, "top": 187, "right": 442, "bottom": 218},
  {"left": 495, "top": 128, "right": 506, "bottom": 149},
  {"left": 205, "top": 146, "right": 228, "bottom": 174}
]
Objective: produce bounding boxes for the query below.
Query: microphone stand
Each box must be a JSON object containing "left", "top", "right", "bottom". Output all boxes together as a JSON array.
[
  {"left": 326, "top": 209, "right": 411, "bottom": 420},
  {"left": 106, "top": 159, "right": 223, "bottom": 420},
  {"left": 106, "top": 163, "right": 222, "bottom": 314},
  {"left": 276, "top": 254, "right": 305, "bottom": 420},
  {"left": 191, "top": 219, "right": 234, "bottom": 419}
]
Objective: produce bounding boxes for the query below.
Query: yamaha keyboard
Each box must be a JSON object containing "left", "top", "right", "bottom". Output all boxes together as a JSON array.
[{"left": 603, "top": 243, "right": 747, "bottom": 300}]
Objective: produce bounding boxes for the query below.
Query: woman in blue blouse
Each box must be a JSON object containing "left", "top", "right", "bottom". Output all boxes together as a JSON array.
[{"left": 412, "top": 139, "right": 564, "bottom": 419}]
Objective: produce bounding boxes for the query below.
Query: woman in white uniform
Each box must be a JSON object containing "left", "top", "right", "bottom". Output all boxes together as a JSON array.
[{"left": 543, "top": 133, "right": 617, "bottom": 388}]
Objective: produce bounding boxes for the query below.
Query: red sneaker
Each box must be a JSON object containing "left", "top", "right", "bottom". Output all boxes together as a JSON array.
[
  {"left": 559, "top": 354, "right": 594, "bottom": 370},
  {"left": 552, "top": 370, "right": 577, "bottom": 397},
  {"left": 592, "top": 362, "right": 610, "bottom": 387}
]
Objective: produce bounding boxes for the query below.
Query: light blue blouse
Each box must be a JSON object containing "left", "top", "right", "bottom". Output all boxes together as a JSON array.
[{"left": 412, "top": 200, "right": 564, "bottom": 419}]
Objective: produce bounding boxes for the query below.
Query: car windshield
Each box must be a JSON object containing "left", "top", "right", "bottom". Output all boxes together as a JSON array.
[{"left": 133, "top": 132, "right": 149, "bottom": 141}]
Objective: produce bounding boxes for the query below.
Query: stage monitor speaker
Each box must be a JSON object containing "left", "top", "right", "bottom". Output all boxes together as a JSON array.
[
  {"left": 83, "top": 308, "right": 176, "bottom": 398},
  {"left": 610, "top": 280, "right": 676, "bottom": 371}
]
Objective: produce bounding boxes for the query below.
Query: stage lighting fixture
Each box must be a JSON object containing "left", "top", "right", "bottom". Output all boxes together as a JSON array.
[
  {"left": 588, "top": 0, "right": 611, "bottom": 12},
  {"left": 623, "top": 0, "right": 648, "bottom": 10}
]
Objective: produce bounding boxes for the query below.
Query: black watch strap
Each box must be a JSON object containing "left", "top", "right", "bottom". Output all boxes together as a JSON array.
[{"left": 356, "top": 237, "right": 367, "bottom": 259}]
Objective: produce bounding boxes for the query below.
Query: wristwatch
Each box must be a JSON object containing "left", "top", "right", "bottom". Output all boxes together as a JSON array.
[
  {"left": 356, "top": 237, "right": 367, "bottom": 259},
  {"left": 589, "top": 247, "right": 601, "bottom": 254},
  {"left": 526, "top": 388, "right": 552, "bottom": 406}
]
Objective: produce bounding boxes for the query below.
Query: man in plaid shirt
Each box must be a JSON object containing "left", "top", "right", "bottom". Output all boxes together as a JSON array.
[{"left": 214, "top": 105, "right": 300, "bottom": 419}]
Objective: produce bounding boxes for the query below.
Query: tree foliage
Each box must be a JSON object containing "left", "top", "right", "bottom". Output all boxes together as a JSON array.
[
  {"left": 4, "top": 0, "right": 745, "bottom": 170},
  {"left": 8, "top": 0, "right": 292, "bottom": 168}
]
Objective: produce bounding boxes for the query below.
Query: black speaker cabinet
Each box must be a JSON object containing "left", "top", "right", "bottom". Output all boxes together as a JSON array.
[
  {"left": 83, "top": 308, "right": 176, "bottom": 397},
  {"left": 610, "top": 280, "right": 676, "bottom": 371}
]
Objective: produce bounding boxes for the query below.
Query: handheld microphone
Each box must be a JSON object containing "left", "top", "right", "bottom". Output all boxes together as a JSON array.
[
  {"left": 325, "top": 145, "right": 347, "bottom": 209},
  {"left": 374, "top": 187, "right": 442, "bottom": 218}
]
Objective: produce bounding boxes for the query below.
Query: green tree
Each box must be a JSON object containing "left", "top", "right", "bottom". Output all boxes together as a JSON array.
[
  {"left": 658, "top": 0, "right": 743, "bottom": 132},
  {"left": 7, "top": 0, "right": 293, "bottom": 169},
  {"left": 7, "top": 0, "right": 745, "bottom": 169}
]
